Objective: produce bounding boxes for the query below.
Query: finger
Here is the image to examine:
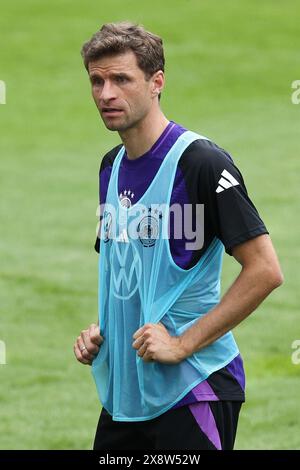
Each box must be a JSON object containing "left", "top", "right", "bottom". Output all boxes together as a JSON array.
[
  {"left": 132, "top": 335, "right": 145, "bottom": 350},
  {"left": 73, "top": 342, "right": 81, "bottom": 360},
  {"left": 81, "top": 330, "right": 100, "bottom": 356},
  {"left": 77, "top": 336, "right": 95, "bottom": 362},
  {"left": 133, "top": 323, "right": 152, "bottom": 340},
  {"left": 142, "top": 350, "right": 155, "bottom": 363},
  {"left": 137, "top": 342, "right": 148, "bottom": 357},
  {"left": 74, "top": 342, "right": 91, "bottom": 365},
  {"left": 89, "top": 323, "right": 104, "bottom": 346},
  {"left": 133, "top": 327, "right": 145, "bottom": 340}
]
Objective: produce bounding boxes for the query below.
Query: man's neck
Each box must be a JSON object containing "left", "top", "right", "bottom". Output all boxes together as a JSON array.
[{"left": 119, "top": 109, "right": 170, "bottom": 160}]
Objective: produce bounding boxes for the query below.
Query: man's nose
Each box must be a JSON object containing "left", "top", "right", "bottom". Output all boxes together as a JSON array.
[{"left": 99, "top": 80, "right": 117, "bottom": 102}]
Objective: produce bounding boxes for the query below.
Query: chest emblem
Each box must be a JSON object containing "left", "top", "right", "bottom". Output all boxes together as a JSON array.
[
  {"left": 119, "top": 189, "right": 134, "bottom": 208},
  {"left": 137, "top": 207, "right": 163, "bottom": 248}
]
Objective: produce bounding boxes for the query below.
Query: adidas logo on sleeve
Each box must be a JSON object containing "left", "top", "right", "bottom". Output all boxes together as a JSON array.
[{"left": 216, "top": 169, "right": 240, "bottom": 193}]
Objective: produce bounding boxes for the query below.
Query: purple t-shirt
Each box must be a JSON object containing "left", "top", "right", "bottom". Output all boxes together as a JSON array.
[{"left": 100, "top": 121, "right": 194, "bottom": 269}]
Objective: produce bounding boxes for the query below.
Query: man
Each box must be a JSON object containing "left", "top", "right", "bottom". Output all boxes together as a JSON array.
[{"left": 74, "top": 22, "right": 283, "bottom": 450}]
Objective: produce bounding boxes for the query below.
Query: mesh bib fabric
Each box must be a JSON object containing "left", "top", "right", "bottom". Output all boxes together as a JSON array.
[{"left": 92, "top": 131, "right": 240, "bottom": 421}]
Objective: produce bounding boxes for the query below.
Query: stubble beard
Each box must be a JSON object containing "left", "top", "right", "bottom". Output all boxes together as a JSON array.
[{"left": 100, "top": 107, "right": 148, "bottom": 133}]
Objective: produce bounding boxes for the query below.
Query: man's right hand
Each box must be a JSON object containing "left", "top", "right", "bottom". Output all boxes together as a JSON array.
[{"left": 73, "top": 323, "right": 104, "bottom": 366}]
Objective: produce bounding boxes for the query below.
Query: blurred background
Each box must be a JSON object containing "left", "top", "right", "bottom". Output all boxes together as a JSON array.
[{"left": 0, "top": 0, "right": 299, "bottom": 449}]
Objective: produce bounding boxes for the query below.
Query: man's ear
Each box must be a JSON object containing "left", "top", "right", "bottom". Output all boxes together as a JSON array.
[{"left": 151, "top": 70, "right": 165, "bottom": 97}]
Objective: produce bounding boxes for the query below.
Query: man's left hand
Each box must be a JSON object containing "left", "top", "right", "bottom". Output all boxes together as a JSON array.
[{"left": 132, "top": 323, "right": 186, "bottom": 364}]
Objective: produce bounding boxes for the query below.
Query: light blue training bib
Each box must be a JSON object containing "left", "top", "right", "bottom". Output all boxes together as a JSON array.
[{"left": 92, "top": 130, "right": 239, "bottom": 421}]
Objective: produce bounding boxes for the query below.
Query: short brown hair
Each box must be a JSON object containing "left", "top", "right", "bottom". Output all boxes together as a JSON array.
[{"left": 81, "top": 22, "right": 165, "bottom": 79}]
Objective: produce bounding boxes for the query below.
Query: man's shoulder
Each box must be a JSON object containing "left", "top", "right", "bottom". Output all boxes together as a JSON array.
[
  {"left": 179, "top": 136, "right": 234, "bottom": 172},
  {"left": 100, "top": 144, "right": 123, "bottom": 172}
]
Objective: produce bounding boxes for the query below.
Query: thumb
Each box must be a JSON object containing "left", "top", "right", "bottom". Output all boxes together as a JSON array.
[{"left": 89, "top": 323, "right": 104, "bottom": 345}]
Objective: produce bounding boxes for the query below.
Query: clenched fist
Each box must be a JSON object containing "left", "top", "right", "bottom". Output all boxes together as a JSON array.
[
  {"left": 74, "top": 323, "right": 104, "bottom": 366},
  {"left": 132, "top": 322, "right": 185, "bottom": 364}
]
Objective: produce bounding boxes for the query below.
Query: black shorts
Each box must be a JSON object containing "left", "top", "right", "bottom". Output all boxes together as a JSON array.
[{"left": 93, "top": 401, "right": 243, "bottom": 450}]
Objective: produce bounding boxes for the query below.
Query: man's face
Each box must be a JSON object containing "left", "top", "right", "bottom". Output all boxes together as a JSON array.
[{"left": 88, "top": 51, "right": 157, "bottom": 132}]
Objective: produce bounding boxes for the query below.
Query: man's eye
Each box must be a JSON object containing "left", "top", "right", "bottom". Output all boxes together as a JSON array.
[
  {"left": 116, "top": 76, "right": 127, "bottom": 83},
  {"left": 92, "top": 78, "right": 103, "bottom": 86}
]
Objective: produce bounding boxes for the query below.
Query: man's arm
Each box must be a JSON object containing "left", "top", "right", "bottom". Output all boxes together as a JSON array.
[
  {"left": 133, "top": 234, "right": 283, "bottom": 363},
  {"left": 178, "top": 233, "right": 283, "bottom": 357}
]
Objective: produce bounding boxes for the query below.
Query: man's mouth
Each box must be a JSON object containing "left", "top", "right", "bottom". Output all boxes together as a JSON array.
[{"left": 101, "top": 107, "right": 123, "bottom": 116}]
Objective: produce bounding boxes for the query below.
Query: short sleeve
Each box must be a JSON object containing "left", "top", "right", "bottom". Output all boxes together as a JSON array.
[
  {"left": 94, "top": 144, "right": 122, "bottom": 253},
  {"left": 197, "top": 143, "right": 268, "bottom": 255}
]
